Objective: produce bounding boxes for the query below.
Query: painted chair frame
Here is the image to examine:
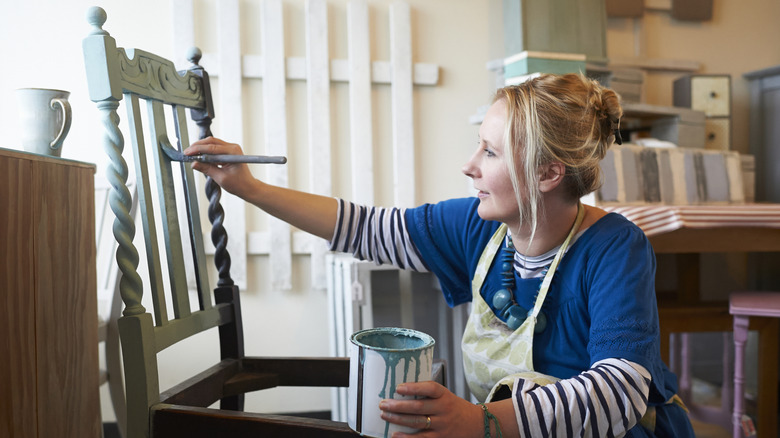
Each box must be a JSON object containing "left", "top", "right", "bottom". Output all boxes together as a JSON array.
[{"left": 82, "top": 6, "right": 369, "bottom": 437}]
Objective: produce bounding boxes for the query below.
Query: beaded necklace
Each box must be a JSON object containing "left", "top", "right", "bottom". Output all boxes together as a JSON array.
[
  {"left": 491, "top": 204, "right": 584, "bottom": 332},
  {"left": 491, "top": 236, "right": 548, "bottom": 332}
]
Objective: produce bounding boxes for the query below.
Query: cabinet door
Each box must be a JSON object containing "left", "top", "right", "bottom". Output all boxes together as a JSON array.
[
  {"left": 0, "top": 154, "right": 38, "bottom": 437},
  {"left": 34, "top": 160, "right": 99, "bottom": 438},
  {"left": 705, "top": 118, "right": 731, "bottom": 151},
  {"left": 692, "top": 76, "right": 731, "bottom": 117}
]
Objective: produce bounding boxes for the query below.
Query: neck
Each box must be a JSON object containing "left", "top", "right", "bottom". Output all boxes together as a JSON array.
[{"left": 508, "top": 198, "right": 581, "bottom": 257}]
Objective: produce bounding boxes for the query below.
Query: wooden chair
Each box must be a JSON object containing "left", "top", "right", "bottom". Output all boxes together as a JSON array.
[
  {"left": 82, "top": 6, "right": 405, "bottom": 437},
  {"left": 730, "top": 291, "right": 780, "bottom": 438}
]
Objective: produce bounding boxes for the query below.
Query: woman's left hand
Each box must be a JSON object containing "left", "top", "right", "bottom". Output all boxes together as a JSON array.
[{"left": 379, "top": 381, "right": 483, "bottom": 437}]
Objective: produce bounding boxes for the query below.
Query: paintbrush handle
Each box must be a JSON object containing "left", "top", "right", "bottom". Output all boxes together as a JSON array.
[{"left": 193, "top": 154, "right": 287, "bottom": 164}]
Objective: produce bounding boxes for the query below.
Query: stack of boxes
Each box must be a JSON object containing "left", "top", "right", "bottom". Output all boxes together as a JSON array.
[{"left": 673, "top": 75, "right": 732, "bottom": 151}]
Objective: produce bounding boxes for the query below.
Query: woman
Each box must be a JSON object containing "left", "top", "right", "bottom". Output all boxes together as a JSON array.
[{"left": 185, "top": 73, "right": 694, "bottom": 437}]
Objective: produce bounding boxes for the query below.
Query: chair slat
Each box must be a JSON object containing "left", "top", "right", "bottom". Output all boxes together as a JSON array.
[
  {"left": 173, "top": 105, "right": 212, "bottom": 310},
  {"left": 126, "top": 93, "right": 169, "bottom": 325},
  {"left": 146, "top": 99, "right": 192, "bottom": 319}
]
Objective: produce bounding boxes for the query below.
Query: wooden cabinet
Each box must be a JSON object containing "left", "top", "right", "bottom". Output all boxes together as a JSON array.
[
  {"left": 0, "top": 148, "right": 99, "bottom": 437},
  {"left": 503, "top": 0, "right": 608, "bottom": 63},
  {"left": 674, "top": 74, "right": 732, "bottom": 151},
  {"left": 745, "top": 65, "right": 780, "bottom": 203}
]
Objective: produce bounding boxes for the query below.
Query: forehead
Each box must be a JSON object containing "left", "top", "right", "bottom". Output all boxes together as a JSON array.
[{"left": 479, "top": 99, "right": 507, "bottom": 143}]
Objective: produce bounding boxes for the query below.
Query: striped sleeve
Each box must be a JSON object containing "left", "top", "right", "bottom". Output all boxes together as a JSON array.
[
  {"left": 511, "top": 358, "right": 650, "bottom": 437},
  {"left": 328, "top": 199, "right": 428, "bottom": 272}
]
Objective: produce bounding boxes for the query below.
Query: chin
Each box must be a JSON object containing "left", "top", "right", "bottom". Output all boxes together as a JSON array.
[{"left": 476, "top": 203, "right": 499, "bottom": 222}]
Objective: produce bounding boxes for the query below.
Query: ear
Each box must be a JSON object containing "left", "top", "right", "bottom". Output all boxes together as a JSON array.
[{"left": 538, "top": 162, "right": 566, "bottom": 193}]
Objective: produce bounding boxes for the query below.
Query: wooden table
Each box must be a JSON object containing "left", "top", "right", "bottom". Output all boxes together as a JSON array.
[
  {"left": 0, "top": 148, "right": 99, "bottom": 437},
  {"left": 604, "top": 204, "right": 780, "bottom": 438}
]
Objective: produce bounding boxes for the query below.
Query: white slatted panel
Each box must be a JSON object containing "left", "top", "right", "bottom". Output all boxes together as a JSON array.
[
  {"left": 217, "top": 0, "right": 248, "bottom": 289},
  {"left": 347, "top": 1, "right": 374, "bottom": 205},
  {"left": 389, "top": 2, "right": 414, "bottom": 207},
  {"left": 262, "top": 0, "right": 293, "bottom": 290},
  {"left": 203, "top": 54, "right": 440, "bottom": 85},
  {"left": 180, "top": 1, "right": 441, "bottom": 294},
  {"left": 306, "top": 0, "right": 332, "bottom": 289}
]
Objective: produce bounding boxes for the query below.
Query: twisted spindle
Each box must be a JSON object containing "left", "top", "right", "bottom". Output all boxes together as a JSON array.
[
  {"left": 206, "top": 176, "right": 233, "bottom": 286},
  {"left": 187, "top": 47, "right": 234, "bottom": 287},
  {"left": 99, "top": 101, "right": 145, "bottom": 316}
]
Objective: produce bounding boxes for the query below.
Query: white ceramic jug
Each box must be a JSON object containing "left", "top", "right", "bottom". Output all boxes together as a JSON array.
[{"left": 16, "top": 88, "right": 72, "bottom": 157}]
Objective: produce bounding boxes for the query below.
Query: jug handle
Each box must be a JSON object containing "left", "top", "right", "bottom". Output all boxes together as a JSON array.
[{"left": 49, "top": 98, "right": 72, "bottom": 151}]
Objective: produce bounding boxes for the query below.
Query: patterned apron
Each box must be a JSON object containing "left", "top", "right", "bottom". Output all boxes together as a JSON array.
[{"left": 462, "top": 204, "right": 585, "bottom": 402}]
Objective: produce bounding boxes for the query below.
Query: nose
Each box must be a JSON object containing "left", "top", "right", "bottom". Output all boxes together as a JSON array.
[{"left": 462, "top": 147, "right": 480, "bottom": 179}]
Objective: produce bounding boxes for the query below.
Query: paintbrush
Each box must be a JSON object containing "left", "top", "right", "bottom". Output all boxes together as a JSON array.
[{"left": 161, "top": 143, "right": 287, "bottom": 164}]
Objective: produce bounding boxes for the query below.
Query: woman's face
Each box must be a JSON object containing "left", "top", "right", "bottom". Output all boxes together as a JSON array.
[{"left": 462, "top": 99, "right": 521, "bottom": 226}]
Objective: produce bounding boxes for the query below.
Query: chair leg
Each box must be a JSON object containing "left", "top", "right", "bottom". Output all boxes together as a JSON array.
[
  {"left": 720, "top": 332, "right": 733, "bottom": 419},
  {"left": 679, "top": 333, "right": 692, "bottom": 402},
  {"left": 733, "top": 315, "right": 749, "bottom": 438}
]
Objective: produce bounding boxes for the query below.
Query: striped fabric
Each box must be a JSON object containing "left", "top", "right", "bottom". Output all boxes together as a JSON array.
[
  {"left": 329, "top": 199, "right": 427, "bottom": 271},
  {"left": 602, "top": 204, "right": 780, "bottom": 237},
  {"left": 509, "top": 231, "right": 585, "bottom": 280},
  {"left": 513, "top": 358, "right": 650, "bottom": 438}
]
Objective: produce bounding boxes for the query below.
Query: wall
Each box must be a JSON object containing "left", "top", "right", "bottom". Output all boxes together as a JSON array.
[
  {"left": 2, "top": 0, "right": 779, "bottom": 419},
  {"left": 605, "top": 0, "right": 780, "bottom": 155}
]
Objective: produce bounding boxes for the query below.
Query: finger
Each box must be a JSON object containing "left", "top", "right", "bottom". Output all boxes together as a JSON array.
[
  {"left": 189, "top": 135, "right": 220, "bottom": 147},
  {"left": 379, "top": 397, "right": 435, "bottom": 415},
  {"left": 380, "top": 411, "right": 432, "bottom": 431},
  {"left": 191, "top": 161, "right": 208, "bottom": 173},
  {"left": 186, "top": 137, "right": 238, "bottom": 155},
  {"left": 191, "top": 161, "right": 222, "bottom": 176},
  {"left": 395, "top": 381, "right": 447, "bottom": 399}
]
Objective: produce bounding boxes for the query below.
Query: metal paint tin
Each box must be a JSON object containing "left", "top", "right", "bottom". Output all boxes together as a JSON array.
[{"left": 348, "top": 327, "right": 435, "bottom": 437}]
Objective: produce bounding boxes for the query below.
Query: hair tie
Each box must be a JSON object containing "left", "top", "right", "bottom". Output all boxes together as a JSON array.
[{"left": 613, "top": 118, "right": 623, "bottom": 145}]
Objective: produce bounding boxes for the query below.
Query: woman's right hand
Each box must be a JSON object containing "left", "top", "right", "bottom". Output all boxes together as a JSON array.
[
  {"left": 186, "top": 136, "right": 339, "bottom": 241},
  {"left": 185, "top": 136, "right": 258, "bottom": 199}
]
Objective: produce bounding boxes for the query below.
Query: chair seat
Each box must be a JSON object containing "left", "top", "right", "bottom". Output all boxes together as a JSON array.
[{"left": 730, "top": 291, "right": 780, "bottom": 318}]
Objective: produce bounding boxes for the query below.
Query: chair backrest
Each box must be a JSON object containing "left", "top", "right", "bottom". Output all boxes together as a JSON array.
[{"left": 83, "top": 6, "right": 242, "bottom": 437}]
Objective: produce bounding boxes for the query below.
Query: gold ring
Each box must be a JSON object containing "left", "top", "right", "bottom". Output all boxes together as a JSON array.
[{"left": 425, "top": 415, "right": 431, "bottom": 430}]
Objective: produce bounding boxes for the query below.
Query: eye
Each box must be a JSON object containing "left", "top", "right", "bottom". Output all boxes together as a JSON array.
[{"left": 483, "top": 148, "right": 496, "bottom": 158}]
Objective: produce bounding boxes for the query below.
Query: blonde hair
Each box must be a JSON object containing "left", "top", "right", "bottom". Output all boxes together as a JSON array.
[{"left": 495, "top": 73, "right": 622, "bottom": 242}]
